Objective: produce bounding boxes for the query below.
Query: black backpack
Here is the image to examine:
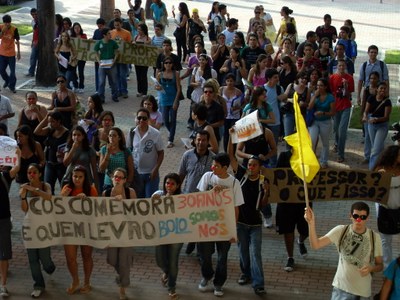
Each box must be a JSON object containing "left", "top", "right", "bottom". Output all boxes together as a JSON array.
[{"left": 208, "top": 15, "right": 222, "bottom": 38}]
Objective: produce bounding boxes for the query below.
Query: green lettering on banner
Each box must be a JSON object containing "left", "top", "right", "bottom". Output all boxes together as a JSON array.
[
  {"left": 22, "top": 190, "right": 237, "bottom": 249},
  {"left": 71, "top": 37, "right": 158, "bottom": 67}
]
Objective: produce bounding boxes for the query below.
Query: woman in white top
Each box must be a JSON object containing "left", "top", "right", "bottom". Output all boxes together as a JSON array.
[
  {"left": 190, "top": 54, "right": 217, "bottom": 103},
  {"left": 219, "top": 73, "right": 243, "bottom": 151},
  {"left": 374, "top": 145, "right": 400, "bottom": 268}
]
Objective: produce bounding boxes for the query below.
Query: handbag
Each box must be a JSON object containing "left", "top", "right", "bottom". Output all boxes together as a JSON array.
[
  {"left": 69, "top": 57, "right": 78, "bottom": 67},
  {"left": 377, "top": 205, "right": 400, "bottom": 234},
  {"left": 305, "top": 108, "right": 316, "bottom": 127},
  {"left": 280, "top": 102, "right": 294, "bottom": 114}
]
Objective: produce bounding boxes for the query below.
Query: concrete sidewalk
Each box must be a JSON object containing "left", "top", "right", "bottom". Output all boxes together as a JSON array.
[{"left": 1, "top": 0, "right": 399, "bottom": 299}]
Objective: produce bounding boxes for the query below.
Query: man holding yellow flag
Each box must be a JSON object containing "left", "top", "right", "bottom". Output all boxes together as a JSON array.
[{"left": 274, "top": 92, "right": 320, "bottom": 272}]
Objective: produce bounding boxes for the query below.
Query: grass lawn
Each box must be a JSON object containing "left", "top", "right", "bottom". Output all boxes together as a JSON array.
[
  {"left": 15, "top": 23, "right": 32, "bottom": 35},
  {"left": 0, "top": 5, "right": 20, "bottom": 13},
  {"left": 385, "top": 50, "right": 400, "bottom": 64},
  {"left": 349, "top": 105, "right": 400, "bottom": 129}
]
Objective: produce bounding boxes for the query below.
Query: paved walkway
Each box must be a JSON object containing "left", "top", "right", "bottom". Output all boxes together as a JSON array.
[{"left": 1, "top": 0, "right": 400, "bottom": 299}]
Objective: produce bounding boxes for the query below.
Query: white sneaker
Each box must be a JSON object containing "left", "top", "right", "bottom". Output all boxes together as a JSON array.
[
  {"left": 198, "top": 278, "right": 209, "bottom": 292},
  {"left": 31, "top": 289, "right": 42, "bottom": 298},
  {"left": 0, "top": 286, "right": 9, "bottom": 297},
  {"left": 214, "top": 286, "right": 224, "bottom": 297},
  {"left": 263, "top": 217, "right": 273, "bottom": 228}
]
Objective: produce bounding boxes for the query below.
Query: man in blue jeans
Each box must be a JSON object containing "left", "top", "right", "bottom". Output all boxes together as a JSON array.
[
  {"left": 94, "top": 27, "right": 119, "bottom": 103},
  {"left": 227, "top": 132, "right": 268, "bottom": 295},
  {"left": 197, "top": 153, "right": 244, "bottom": 297},
  {"left": 263, "top": 68, "right": 286, "bottom": 227},
  {"left": 126, "top": 108, "right": 164, "bottom": 198},
  {"left": 329, "top": 59, "right": 354, "bottom": 163},
  {"left": 0, "top": 14, "right": 20, "bottom": 93}
]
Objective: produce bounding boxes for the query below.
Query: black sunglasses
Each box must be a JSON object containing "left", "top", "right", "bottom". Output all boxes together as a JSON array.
[
  {"left": 137, "top": 116, "right": 148, "bottom": 121},
  {"left": 352, "top": 214, "right": 368, "bottom": 221},
  {"left": 57, "top": 80, "right": 65, "bottom": 84}
]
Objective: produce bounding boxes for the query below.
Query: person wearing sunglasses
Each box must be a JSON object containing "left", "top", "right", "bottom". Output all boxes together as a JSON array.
[
  {"left": 304, "top": 202, "right": 383, "bottom": 299},
  {"left": 47, "top": 75, "right": 77, "bottom": 130},
  {"left": 156, "top": 57, "right": 181, "bottom": 148},
  {"left": 126, "top": 108, "right": 164, "bottom": 198},
  {"left": 102, "top": 168, "right": 136, "bottom": 300}
]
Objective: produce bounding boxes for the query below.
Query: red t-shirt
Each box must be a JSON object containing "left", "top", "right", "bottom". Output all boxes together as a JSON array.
[
  {"left": 329, "top": 73, "right": 354, "bottom": 111},
  {"left": 61, "top": 185, "right": 98, "bottom": 197}
]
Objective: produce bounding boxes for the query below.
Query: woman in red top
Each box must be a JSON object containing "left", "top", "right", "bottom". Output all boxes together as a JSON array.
[{"left": 60, "top": 165, "right": 98, "bottom": 295}]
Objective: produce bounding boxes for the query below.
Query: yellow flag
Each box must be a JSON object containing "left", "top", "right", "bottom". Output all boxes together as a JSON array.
[{"left": 284, "top": 93, "right": 320, "bottom": 183}]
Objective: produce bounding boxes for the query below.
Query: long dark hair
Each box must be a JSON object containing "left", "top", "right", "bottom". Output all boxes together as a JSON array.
[
  {"left": 210, "top": 1, "right": 219, "bottom": 15},
  {"left": 85, "top": 94, "right": 104, "bottom": 119},
  {"left": 15, "top": 125, "right": 36, "bottom": 153},
  {"left": 250, "top": 86, "right": 268, "bottom": 111},
  {"left": 317, "top": 77, "right": 331, "bottom": 93},
  {"left": 138, "top": 23, "right": 148, "bottom": 36},
  {"left": 108, "top": 127, "right": 127, "bottom": 151},
  {"left": 162, "top": 173, "right": 182, "bottom": 195},
  {"left": 70, "top": 22, "right": 84, "bottom": 37},
  {"left": 141, "top": 95, "right": 159, "bottom": 112},
  {"left": 374, "top": 145, "right": 400, "bottom": 171},
  {"left": 199, "top": 54, "right": 212, "bottom": 80},
  {"left": 66, "top": 165, "right": 92, "bottom": 196},
  {"left": 281, "top": 55, "right": 296, "bottom": 73},
  {"left": 161, "top": 56, "right": 176, "bottom": 72},
  {"left": 67, "top": 125, "right": 90, "bottom": 151},
  {"left": 179, "top": 2, "right": 190, "bottom": 19},
  {"left": 98, "top": 111, "right": 115, "bottom": 126},
  {"left": 234, "top": 31, "right": 245, "bottom": 47}
]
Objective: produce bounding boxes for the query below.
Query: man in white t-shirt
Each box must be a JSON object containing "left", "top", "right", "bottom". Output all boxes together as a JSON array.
[
  {"left": 0, "top": 94, "right": 14, "bottom": 132},
  {"left": 127, "top": 108, "right": 164, "bottom": 198},
  {"left": 196, "top": 153, "right": 244, "bottom": 297},
  {"left": 221, "top": 18, "right": 238, "bottom": 46},
  {"left": 305, "top": 202, "right": 383, "bottom": 299}
]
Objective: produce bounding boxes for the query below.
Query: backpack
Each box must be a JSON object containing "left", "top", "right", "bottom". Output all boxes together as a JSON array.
[
  {"left": 208, "top": 15, "right": 222, "bottom": 38},
  {"left": 338, "top": 225, "right": 376, "bottom": 264},
  {"left": 361, "top": 60, "right": 385, "bottom": 83},
  {"left": 127, "top": 127, "right": 141, "bottom": 193},
  {"left": 239, "top": 172, "right": 265, "bottom": 210}
]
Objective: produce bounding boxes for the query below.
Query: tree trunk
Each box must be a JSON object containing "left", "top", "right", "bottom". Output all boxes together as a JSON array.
[
  {"left": 100, "top": 0, "right": 115, "bottom": 24},
  {"left": 36, "top": 0, "right": 57, "bottom": 86}
]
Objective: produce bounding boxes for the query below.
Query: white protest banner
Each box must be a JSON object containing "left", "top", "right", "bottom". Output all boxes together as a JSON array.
[
  {"left": 231, "top": 110, "right": 263, "bottom": 144},
  {"left": 22, "top": 189, "right": 236, "bottom": 249},
  {"left": 0, "top": 136, "right": 18, "bottom": 166}
]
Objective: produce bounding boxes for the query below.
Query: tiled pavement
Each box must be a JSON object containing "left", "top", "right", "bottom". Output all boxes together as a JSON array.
[{"left": 2, "top": 0, "right": 400, "bottom": 299}]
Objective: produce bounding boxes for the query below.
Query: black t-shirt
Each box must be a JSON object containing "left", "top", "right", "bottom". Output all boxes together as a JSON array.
[
  {"left": 156, "top": 53, "right": 182, "bottom": 71},
  {"left": 367, "top": 96, "right": 392, "bottom": 118},
  {"left": 204, "top": 100, "right": 225, "bottom": 141},
  {"left": 241, "top": 46, "right": 266, "bottom": 71},
  {"left": 0, "top": 172, "right": 12, "bottom": 220},
  {"left": 236, "top": 165, "right": 263, "bottom": 226}
]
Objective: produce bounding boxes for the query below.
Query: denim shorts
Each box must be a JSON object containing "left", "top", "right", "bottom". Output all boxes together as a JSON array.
[{"left": 331, "top": 287, "right": 370, "bottom": 300}]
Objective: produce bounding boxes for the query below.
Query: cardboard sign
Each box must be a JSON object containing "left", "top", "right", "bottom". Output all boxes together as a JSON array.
[
  {"left": 231, "top": 110, "right": 263, "bottom": 144},
  {"left": 263, "top": 168, "right": 391, "bottom": 204},
  {"left": 0, "top": 136, "right": 18, "bottom": 166},
  {"left": 70, "top": 37, "right": 160, "bottom": 67},
  {"left": 22, "top": 190, "right": 236, "bottom": 249}
]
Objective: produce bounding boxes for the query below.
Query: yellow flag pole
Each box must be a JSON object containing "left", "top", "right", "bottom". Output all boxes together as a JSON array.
[{"left": 293, "top": 93, "right": 310, "bottom": 208}]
